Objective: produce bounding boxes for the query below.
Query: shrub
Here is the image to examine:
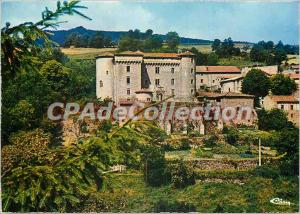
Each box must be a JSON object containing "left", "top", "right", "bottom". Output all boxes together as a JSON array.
[
  {"left": 142, "top": 146, "right": 171, "bottom": 187},
  {"left": 204, "top": 135, "right": 218, "bottom": 147},
  {"left": 194, "top": 148, "right": 213, "bottom": 158},
  {"left": 224, "top": 127, "right": 239, "bottom": 145},
  {"left": 188, "top": 130, "right": 202, "bottom": 137},
  {"left": 168, "top": 160, "right": 195, "bottom": 188},
  {"left": 251, "top": 165, "right": 280, "bottom": 179},
  {"left": 153, "top": 199, "right": 196, "bottom": 212},
  {"left": 180, "top": 139, "right": 191, "bottom": 150}
]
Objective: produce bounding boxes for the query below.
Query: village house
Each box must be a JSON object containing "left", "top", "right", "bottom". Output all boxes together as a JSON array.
[
  {"left": 220, "top": 65, "right": 279, "bottom": 93},
  {"left": 263, "top": 95, "right": 299, "bottom": 126},
  {"left": 197, "top": 91, "right": 257, "bottom": 126},
  {"left": 96, "top": 51, "right": 196, "bottom": 104},
  {"left": 195, "top": 66, "right": 241, "bottom": 91}
]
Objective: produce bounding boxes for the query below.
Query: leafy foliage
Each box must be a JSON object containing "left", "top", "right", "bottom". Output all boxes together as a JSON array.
[
  {"left": 168, "top": 159, "right": 195, "bottom": 189},
  {"left": 241, "top": 69, "right": 270, "bottom": 106},
  {"left": 142, "top": 146, "right": 171, "bottom": 187},
  {"left": 270, "top": 74, "right": 297, "bottom": 95}
]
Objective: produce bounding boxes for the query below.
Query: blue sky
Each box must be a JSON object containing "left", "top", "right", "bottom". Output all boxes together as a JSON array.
[{"left": 2, "top": 0, "right": 299, "bottom": 44}]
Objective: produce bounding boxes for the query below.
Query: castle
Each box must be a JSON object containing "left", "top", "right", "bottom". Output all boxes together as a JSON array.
[{"left": 96, "top": 51, "right": 196, "bottom": 104}]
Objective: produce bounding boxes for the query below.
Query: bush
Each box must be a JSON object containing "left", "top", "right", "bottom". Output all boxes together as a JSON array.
[
  {"left": 168, "top": 160, "right": 195, "bottom": 188},
  {"left": 194, "top": 148, "right": 213, "bottom": 158},
  {"left": 224, "top": 127, "right": 239, "bottom": 145},
  {"left": 142, "top": 146, "right": 171, "bottom": 187},
  {"left": 188, "top": 130, "right": 202, "bottom": 137},
  {"left": 180, "top": 139, "right": 191, "bottom": 150},
  {"left": 153, "top": 199, "right": 196, "bottom": 212},
  {"left": 251, "top": 165, "right": 280, "bottom": 179},
  {"left": 204, "top": 135, "right": 218, "bottom": 147}
]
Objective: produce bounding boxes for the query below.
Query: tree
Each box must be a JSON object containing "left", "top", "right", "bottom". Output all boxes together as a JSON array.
[
  {"left": 241, "top": 69, "right": 270, "bottom": 106},
  {"left": 145, "top": 29, "right": 153, "bottom": 38},
  {"left": 257, "top": 108, "right": 292, "bottom": 131},
  {"left": 88, "top": 32, "right": 105, "bottom": 48},
  {"left": 189, "top": 47, "right": 208, "bottom": 65},
  {"left": 270, "top": 74, "right": 297, "bottom": 95},
  {"left": 40, "top": 60, "right": 70, "bottom": 94},
  {"left": 144, "top": 35, "right": 163, "bottom": 51},
  {"left": 211, "top": 39, "right": 221, "bottom": 51},
  {"left": 207, "top": 52, "right": 219, "bottom": 65},
  {"left": 166, "top": 31, "right": 180, "bottom": 50}
]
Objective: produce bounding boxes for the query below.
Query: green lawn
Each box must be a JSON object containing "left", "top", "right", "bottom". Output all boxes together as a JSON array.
[{"left": 77, "top": 172, "right": 299, "bottom": 212}]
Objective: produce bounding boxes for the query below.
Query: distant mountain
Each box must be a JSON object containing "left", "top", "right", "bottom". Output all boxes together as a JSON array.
[{"left": 48, "top": 26, "right": 213, "bottom": 46}]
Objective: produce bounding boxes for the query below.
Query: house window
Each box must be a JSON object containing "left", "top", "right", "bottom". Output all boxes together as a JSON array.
[
  {"left": 191, "top": 79, "right": 194, "bottom": 84},
  {"left": 171, "top": 79, "right": 175, "bottom": 85},
  {"left": 106, "top": 70, "right": 109, "bottom": 75},
  {"left": 200, "top": 79, "right": 203, "bottom": 83},
  {"left": 212, "top": 80, "right": 215, "bottom": 83},
  {"left": 127, "top": 89, "right": 130, "bottom": 95},
  {"left": 291, "top": 105, "right": 294, "bottom": 110},
  {"left": 281, "top": 105, "right": 284, "bottom": 110},
  {"left": 171, "top": 68, "right": 175, "bottom": 73},
  {"left": 155, "top": 67, "right": 160, "bottom": 74},
  {"left": 99, "top": 80, "right": 103, "bottom": 87},
  {"left": 155, "top": 79, "right": 160, "bottom": 86},
  {"left": 126, "top": 66, "right": 130, "bottom": 72},
  {"left": 191, "top": 68, "right": 193, "bottom": 73},
  {"left": 127, "top": 76, "right": 130, "bottom": 85},
  {"left": 171, "top": 89, "right": 175, "bottom": 95}
]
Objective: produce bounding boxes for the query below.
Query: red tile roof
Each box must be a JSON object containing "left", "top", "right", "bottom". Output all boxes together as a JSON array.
[
  {"left": 285, "top": 73, "right": 300, "bottom": 79},
  {"left": 196, "top": 66, "right": 241, "bottom": 73},
  {"left": 270, "top": 95, "right": 299, "bottom": 103},
  {"left": 114, "top": 51, "right": 194, "bottom": 58}
]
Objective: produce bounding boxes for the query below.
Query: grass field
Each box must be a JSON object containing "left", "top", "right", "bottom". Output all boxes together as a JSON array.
[
  {"left": 286, "top": 54, "right": 299, "bottom": 65},
  {"left": 77, "top": 171, "right": 299, "bottom": 212},
  {"left": 61, "top": 47, "right": 117, "bottom": 59}
]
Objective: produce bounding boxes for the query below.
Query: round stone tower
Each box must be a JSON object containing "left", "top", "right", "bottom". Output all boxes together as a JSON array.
[{"left": 96, "top": 53, "right": 114, "bottom": 100}]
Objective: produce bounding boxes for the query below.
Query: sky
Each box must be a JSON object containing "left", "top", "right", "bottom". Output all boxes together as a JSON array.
[{"left": 1, "top": 0, "right": 299, "bottom": 44}]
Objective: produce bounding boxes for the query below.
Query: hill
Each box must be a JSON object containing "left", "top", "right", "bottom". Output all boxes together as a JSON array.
[{"left": 48, "top": 26, "right": 213, "bottom": 46}]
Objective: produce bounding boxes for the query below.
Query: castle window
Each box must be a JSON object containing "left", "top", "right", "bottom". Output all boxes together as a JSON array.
[
  {"left": 155, "top": 79, "right": 160, "bottom": 86},
  {"left": 212, "top": 80, "right": 215, "bottom": 83},
  {"left": 191, "top": 68, "right": 193, "bottom": 73},
  {"left": 155, "top": 67, "right": 160, "bottom": 74},
  {"left": 171, "top": 68, "right": 175, "bottom": 73},
  {"left": 127, "top": 76, "right": 130, "bottom": 85},
  {"left": 127, "top": 89, "right": 130, "bottom": 95},
  {"left": 147, "top": 98, "right": 151, "bottom": 101},
  {"left": 291, "top": 105, "right": 294, "bottom": 110},
  {"left": 126, "top": 66, "right": 130, "bottom": 72},
  {"left": 100, "top": 80, "right": 103, "bottom": 87},
  {"left": 281, "top": 105, "right": 284, "bottom": 110},
  {"left": 106, "top": 70, "right": 109, "bottom": 75},
  {"left": 200, "top": 79, "right": 203, "bottom": 83},
  {"left": 144, "top": 80, "right": 148, "bottom": 85},
  {"left": 171, "top": 89, "right": 175, "bottom": 95},
  {"left": 171, "top": 79, "right": 175, "bottom": 85},
  {"left": 191, "top": 89, "right": 194, "bottom": 94},
  {"left": 191, "top": 79, "right": 194, "bottom": 84},
  {"left": 291, "top": 113, "right": 294, "bottom": 118}
]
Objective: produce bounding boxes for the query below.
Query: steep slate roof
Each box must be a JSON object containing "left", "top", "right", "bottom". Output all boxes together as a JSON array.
[
  {"left": 269, "top": 95, "right": 299, "bottom": 103},
  {"left": 196, "top": 66, "right": 241, "bottom": 73}
]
